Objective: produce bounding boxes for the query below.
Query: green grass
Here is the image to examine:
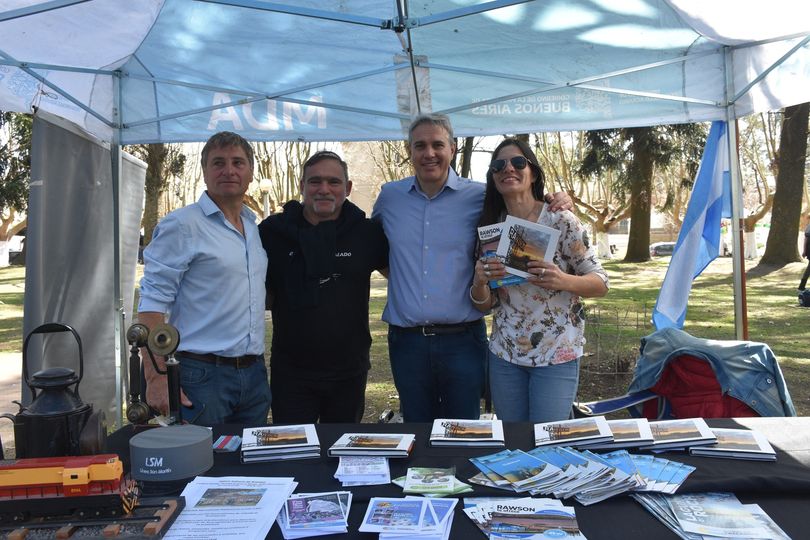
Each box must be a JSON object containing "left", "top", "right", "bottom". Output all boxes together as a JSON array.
[
  {"left": 580, "top": 256, "right": 809, "bottom": 414},
  {"left": 4, "top": 255, "right": 807, "bottom": 420},
  {"left": 0, "top": 266, "right": 25, "bottom": 353}
]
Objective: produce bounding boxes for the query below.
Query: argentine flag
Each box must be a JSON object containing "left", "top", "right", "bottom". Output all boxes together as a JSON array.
[{"left": 652, "top": 121, "right": 732, "bottom": 329}]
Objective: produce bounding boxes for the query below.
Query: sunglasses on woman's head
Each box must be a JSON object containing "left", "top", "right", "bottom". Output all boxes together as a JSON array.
[{"left": 489, "top": 156, "right": 530, "bottom": 172}]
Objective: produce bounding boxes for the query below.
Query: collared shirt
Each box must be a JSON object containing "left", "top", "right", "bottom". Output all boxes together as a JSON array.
[
  {"left": 138, "top": 191, "right": 267, "bottom": 356},
  {"left": 489, "top": 206, "right": 609, "bottom": 367},
  {"left": 372, "top": 169, "right": 485, "bottom": 327}
]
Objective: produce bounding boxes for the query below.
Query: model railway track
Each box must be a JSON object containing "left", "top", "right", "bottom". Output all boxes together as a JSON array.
[{"left": 0, "top": 498, "right": 183, "bottom": 539}]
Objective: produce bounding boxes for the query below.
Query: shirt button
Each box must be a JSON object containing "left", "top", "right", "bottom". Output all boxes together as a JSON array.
[
  {"left": 423, "top": 270, "right": 427, "bottom": 275},
  {"left": 424, "top": 245, "right": 429, "bottom": 250}
]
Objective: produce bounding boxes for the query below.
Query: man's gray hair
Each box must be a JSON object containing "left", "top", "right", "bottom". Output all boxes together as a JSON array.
[
  {"left": 200, "top": 131, "right": 255, "bottom": 169},
  {"left": 407, "top": 113, "right": 454, "bottom": 146}
]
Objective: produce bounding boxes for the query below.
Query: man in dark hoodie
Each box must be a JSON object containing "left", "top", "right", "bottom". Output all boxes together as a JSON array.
[{"left": 258, "top": 151, "right": 389, "bottom": 423}]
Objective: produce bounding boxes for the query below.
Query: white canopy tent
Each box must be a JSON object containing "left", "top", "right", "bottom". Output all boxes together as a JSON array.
[
  {"left": 2, "top": 1, "right": 810, "bottom": 142},
  {"left": 2, "top": 0, "right": 810, "bottom": 423}
]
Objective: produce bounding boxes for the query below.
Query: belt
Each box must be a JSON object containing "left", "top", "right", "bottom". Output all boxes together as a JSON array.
[
  {"left": 391, "top": 321, "right": 480, "bottom": 337},
  {"left": 177, "top": 351, "right": 262, "bottom": 369}
]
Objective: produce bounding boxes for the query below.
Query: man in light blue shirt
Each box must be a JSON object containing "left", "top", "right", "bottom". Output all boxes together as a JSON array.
[
  {"left": 138, "top": 131, "right": 271, "bottom": 425},
  {"left": 372, "top": 115, "right": 569, "bottom": 422}
]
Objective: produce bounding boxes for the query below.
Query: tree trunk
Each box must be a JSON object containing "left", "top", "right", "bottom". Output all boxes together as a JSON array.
[
  {"left": 760, "top": 102, "right": 809, "bottom": 265},
  {"left": 142, "top": 143, "right": 168, "bottom": 245},
  {"left": 624, "top": 131, "right": 654, "bottom": 262},
  {"left": 459, "top": 137, "right": 474, "bottom": 178}
]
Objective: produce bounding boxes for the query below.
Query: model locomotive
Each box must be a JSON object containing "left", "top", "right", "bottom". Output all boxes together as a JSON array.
[{"left": 0, "top": 454, "right": 127, "bottom": 522}]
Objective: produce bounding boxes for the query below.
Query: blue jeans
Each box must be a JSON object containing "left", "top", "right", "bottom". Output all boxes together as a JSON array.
[
  {"left": 489, "top": 350, "right": 579, "bottom": 423},
  {"left": 178, "top": 355, "right": 272, "bottom": 426},
  {"left": 388, "top": 320, "right": 487, "bottom": 422}
]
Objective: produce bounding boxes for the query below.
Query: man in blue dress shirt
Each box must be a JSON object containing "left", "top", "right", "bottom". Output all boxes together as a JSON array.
[
  {"left": 138, "top": 131, "right": 271, "bottom": 425},
  {"left": 372, "top": 114, "right": 570, "bottom": 422}
]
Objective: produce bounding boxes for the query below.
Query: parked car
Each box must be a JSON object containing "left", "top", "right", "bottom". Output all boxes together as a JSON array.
[{"left": 650, "top": 241, "right": 676, "bottom": 257}]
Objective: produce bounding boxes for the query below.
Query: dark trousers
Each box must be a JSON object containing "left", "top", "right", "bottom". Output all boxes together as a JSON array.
[
  {"left": 800, "top": 259, "right": 810, "bottom": 290},
  {"left": 270, "top": 369, "right": 368, "bottom": 424},
  {"left": 388, "top": 319, "right": 487, "bottom": 422}
]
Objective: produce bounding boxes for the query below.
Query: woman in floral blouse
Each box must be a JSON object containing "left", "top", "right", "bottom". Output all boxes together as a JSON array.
[{"left": 469, "top": 138, "right": 609, "bottom": 422}]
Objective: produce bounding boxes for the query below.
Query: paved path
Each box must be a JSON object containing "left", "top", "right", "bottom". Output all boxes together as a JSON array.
[{"left": 0, "top": 352, "right": 20, "bottom": 458}]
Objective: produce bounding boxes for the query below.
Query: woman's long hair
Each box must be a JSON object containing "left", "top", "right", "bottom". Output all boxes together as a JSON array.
[{"left": 477, "top": 138, "right": 546, "bottom": 228}]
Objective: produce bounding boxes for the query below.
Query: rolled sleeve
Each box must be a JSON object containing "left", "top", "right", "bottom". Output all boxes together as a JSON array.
[
  {"left": 556, "top": 211, "right": 609, "bottom": 288},
  {"left": 138, "top": 214, "right": 193, "bottom": 313}
]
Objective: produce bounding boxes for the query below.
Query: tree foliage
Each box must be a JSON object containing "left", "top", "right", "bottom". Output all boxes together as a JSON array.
[
  {"left": 364, "top": 139, "right": 411, "bottom": 195},
  {"left": 0, "top": 110, "right": 31, "bottom": 241},
  {"left": 126, "top": 143, "right": 187, "bottom": 244},
  {"left": 579, "top": 124, "right": 706, "bottom": 262},
  {"left": 253, "top": 140, "right": 313, "bottom": 214},
  {"left": 536, "top": 131, "right": 629, "bottom": 258}
]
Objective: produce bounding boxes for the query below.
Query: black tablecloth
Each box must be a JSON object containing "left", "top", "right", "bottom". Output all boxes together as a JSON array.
[{"left": 107, "top": 417, "right": 810, "bottom": 539}]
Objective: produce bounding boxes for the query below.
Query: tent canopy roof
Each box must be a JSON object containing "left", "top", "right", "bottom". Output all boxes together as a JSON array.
[{"left": 2, "top": 0, "right": 809, "bottom": 143}]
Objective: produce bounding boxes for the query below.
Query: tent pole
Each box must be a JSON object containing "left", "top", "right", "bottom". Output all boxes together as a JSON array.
[
  {"left": 724, "top": 47, "right": 749, "bottom": 340},
  {"left": 111, "top": 71, "right": 124, "bottom": 428}
]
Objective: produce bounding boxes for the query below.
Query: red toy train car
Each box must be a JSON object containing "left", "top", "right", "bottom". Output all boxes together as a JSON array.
[{"left": 0, "top": 454, "right": 125, "bottom": 522}]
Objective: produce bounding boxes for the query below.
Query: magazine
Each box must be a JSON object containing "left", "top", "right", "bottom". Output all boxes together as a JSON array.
[
  {"left": 578, "top": 419, "right": 654, "bottom": 450},
  {"left": 534, "top": 416, "right": 613, "bottom": 448},
  {"left": 328, "top": 433, "right": 415, "bottom": 458},
  {"left": 477, "top": 223, "right": 526, "bottom": 288},
  {"left": 633, "top": 493, "right": 782, "bottom": 540},
  {"left": 668, "top": 492, "right": 773, "bottom": 538},
  {"left": 639, "top": 418, "right": 717, "bottom": 451},
  {"left": 495, "top": 215, "right": 561, "bottom": 278},
  {"left": 689, "top": 428, "right": 776, "bottom": 461},
  {"left": 429, "top": 418, "right": 505, "bottom": 447},
  {"left": 240, "top": 424, "right": 320, "bottom": 463}
]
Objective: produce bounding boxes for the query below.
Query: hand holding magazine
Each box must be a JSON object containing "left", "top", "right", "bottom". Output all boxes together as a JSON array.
[{"left": 496, "top": 215, "right": 561, "bottom": 278}]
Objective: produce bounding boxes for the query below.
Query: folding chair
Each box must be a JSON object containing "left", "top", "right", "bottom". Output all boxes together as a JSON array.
[{"left": 573, "top": 327, "right": 796, "bottom": 420}]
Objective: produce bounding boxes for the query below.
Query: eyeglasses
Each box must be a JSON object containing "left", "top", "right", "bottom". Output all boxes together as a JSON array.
[{"left": 489, "top": 156, "right": 530, "bottom": 172}]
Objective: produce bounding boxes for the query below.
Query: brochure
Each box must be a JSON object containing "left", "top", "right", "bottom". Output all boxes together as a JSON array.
[
  {"left": 477, "top": 223, "right": 526, "bottom": 288},
  {"left": 489, "top": 509, "right": 587, "bottom": 540},
  {"left": 463, "top": 497, "right": 566, "bottom": 536},
  {"left": 334, "top": 456, "right": 391, "bottom": 486},
  {"left": 284, "top": 491, "right": 350, "bottom": 529},
  {"left": 403, "top": 467, "right": 456, "bottom": 495},
  {"left": 534, "top": 416, "right": 613, "bottom": 447},
  {"left": 328, "top": 433, "right": 415, "bottom": 457},
  {"left": 484, "top": 450, "right": 560, "bottom": 491},
  {"left": 429, "top": 418, "right": 505, "bottom": 447},
  {"left": 470, "top": 450, "right": 514, "bottom": 487},
  {"left": 359, "top": 498, "right": 434, "bottom": 534},
  {"left": 394, "top": 473, "right": 474, "bottom": 497},
  {"left": 277, "top": 491, "right": 351, "bottom": 539},
  {"left": 496, "top": 215, "right": 561, "bottom": 278},
  {"left": 380, "top": 498, "right": 457, "bottom": 540}
]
